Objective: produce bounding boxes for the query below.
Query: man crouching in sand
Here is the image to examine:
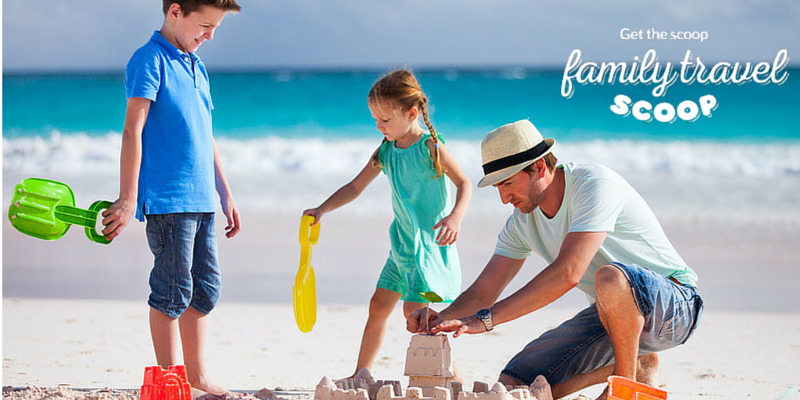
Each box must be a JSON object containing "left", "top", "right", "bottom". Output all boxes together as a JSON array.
[{"left": 407, "top": 120, "right": 704, "bottom": 399}]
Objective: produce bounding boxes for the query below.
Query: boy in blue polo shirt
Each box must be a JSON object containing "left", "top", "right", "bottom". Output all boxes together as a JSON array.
[{"left": 102, "top": 0, "right": 241, "bottom": 396}]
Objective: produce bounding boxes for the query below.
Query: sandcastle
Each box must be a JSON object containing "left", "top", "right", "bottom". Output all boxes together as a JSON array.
[
  {"left": 404, "top": 334, "right": 455, "bottom": 397},
  {"left": 314, "top": 334, "right": 539, "bottom": 400}
]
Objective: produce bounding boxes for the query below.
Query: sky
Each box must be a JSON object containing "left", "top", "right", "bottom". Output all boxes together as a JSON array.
[{"left": 3, "top": 0, "right": 800, "bottom": 72}]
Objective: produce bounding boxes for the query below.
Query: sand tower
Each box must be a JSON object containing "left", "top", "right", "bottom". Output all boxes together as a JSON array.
[{"left": 404, "top": 334, "right": 454, "bottom": 396}]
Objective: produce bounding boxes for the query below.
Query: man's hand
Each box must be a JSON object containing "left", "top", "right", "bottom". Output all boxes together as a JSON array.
[
  {"left": 407, "top": 307, "right": 446, "bottom": 334},
  {"left": 407, "top": 309, "right": 490, "bottom": 337},
  {"left": 101, "top": 198, "right": 136, "bottom": 240},
  {"left": 432, "top": 315, "right": 488, "bottom": 337}
]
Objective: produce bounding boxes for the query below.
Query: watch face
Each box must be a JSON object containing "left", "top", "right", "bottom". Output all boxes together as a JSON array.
[{"left": 477, "top": 308, "right": 492, "bottom": 331}]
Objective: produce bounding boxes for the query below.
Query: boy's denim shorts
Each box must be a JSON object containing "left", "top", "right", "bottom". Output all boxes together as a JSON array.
[
  {"left": 501, "top": 262, "right": 704, "bottom": 386},
  {"left": 145, "top": 213, "right": 220, "bottom": 319}
]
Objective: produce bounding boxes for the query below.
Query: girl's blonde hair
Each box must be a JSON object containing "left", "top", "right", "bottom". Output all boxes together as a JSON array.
[{"left": 369, "top": 69, "right": 445, "bottom": 178}]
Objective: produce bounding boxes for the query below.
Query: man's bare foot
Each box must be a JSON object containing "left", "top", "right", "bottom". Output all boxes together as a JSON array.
[
  {"left": 530, "top": 375, "right": 553, "bottom": 400},
  {"left": 596, "top": 355, "right": 659, "bottom": 400},
  {"left": 636, "top": 353, "right": 659, "bottom": 387},
  {"left": 595, "top": 353, "right": 659, "bottom": 400}
]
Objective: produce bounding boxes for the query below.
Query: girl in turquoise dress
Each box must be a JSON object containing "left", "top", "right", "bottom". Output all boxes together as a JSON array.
[{"left": 303, "top": 69, "right": 472, "bottom": 377}]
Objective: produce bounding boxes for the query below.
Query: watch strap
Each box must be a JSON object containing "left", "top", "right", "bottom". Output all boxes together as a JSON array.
[{"left": 477, "top": 308, "right": 493, "bottom": 331}]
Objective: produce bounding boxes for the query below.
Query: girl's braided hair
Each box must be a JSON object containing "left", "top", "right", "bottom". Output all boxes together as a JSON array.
[{"left": 368, "top": 69, "right": 445, "bottom": 178}]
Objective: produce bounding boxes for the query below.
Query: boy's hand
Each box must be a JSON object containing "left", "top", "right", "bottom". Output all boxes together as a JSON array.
[
  {"left": 221, "top": 196, "right": 241, "bottom": 238},
  {"left": 101, "top": 198, "right": 136, "bottom": 240},
  {"left": 433, "top": 214, "right": 462, "bottom": 246},
  {"left": 302, "top": 208, "right": 324, "bottom": 225}
]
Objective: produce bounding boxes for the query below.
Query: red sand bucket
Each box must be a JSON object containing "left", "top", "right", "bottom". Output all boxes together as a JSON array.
[{"left": 140, "top": 365, "right": 192, "bottom": 400}]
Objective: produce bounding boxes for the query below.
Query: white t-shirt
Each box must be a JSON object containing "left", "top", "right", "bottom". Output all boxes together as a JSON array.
[{"left": 495, "top": 163, "right": 698, "bottom": 302}]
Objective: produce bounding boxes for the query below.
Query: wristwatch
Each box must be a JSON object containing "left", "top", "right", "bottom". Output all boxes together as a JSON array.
[{"left": 476, "top": 308, "right": 493, "bottom": 332}]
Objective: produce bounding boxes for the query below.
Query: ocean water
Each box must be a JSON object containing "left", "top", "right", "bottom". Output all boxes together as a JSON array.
[{"left": 3, "top": 68, "right": 800, "bottom": 225}]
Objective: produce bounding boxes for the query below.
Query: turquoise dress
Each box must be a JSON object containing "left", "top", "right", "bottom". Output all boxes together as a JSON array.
[{"left": 375, "top": 132, "right": 462, "bottom": 303}]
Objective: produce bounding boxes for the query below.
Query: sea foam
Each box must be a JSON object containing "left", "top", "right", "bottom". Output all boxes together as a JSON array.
[{"left": 4, "top": 133, "right": 800, "bottom": 225}]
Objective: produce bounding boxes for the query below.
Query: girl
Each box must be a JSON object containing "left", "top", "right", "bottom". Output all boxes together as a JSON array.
[{"left": 303, "top": 69, "right": 472, "bottom": 377}]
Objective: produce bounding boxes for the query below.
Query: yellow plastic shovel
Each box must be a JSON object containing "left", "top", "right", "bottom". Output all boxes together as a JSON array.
[{"left": 293, "top": 215, "right": 320, "bottom": 333}]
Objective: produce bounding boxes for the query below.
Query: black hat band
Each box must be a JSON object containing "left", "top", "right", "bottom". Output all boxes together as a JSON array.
[{"left": 482, "top": 141, "right": 549, "bottom": 175}]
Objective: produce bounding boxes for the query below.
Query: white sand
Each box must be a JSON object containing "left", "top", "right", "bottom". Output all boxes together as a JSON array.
[
  {"left": 5, "top": 212, "right": 799, "bottom": 311},
  {"left": 3, "top": 298, "right": 800, "bottom": 399},
  {"left": 3, "top": 212, "right": 800, "bottom": 398}
]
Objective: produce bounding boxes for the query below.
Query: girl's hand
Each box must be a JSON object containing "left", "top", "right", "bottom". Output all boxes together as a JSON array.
[
  {"left": 433, "top": 214, "right": 461, "bottom": 246},
  {"left": 302, "top": 208, "right": 325, "bottom": 225}
]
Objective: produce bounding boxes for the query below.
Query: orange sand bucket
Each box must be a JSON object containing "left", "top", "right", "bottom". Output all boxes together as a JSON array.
[
  {"left": 293, "top": 215, "right": 320, "bottom": 333},
  {"left": 608, "top": 376, "right": 667, "bottom": 400}
]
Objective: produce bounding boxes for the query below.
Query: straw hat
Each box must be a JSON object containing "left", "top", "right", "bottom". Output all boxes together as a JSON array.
[{"left": 477, "top": 120, "right": 556, "bottom": 188}]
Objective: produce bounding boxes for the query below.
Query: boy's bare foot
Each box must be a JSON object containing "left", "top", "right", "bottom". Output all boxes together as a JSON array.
[
  {"left": 530, "top": 375, "right": 553, "bottom": 400},
  {"left": 191, "top": 380, "right": 236, "bottom": 399},
  {"left": 191, "top": 387, "right": 226, "bottom": 400}
]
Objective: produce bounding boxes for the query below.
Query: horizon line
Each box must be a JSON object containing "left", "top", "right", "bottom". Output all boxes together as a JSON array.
[{"left": 6, "top": 62, "right": 800, "bottom": 77}]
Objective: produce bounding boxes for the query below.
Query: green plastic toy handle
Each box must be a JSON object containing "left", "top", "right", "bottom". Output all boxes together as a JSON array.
[
  {"left": 53, "top": 200, "right": 113, "bottom": 244},
  {"left": 86, "top": 201, "right": 113, "bottom": 244}
]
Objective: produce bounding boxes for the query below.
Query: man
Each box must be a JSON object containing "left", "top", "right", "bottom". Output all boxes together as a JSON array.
[{"left": 407, "top": 120, "right": 703, "bottom": 400}]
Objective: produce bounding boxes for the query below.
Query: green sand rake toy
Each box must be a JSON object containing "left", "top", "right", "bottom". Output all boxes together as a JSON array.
[{"left": 8, "top": 178, "right": 113, "bottom": 244}]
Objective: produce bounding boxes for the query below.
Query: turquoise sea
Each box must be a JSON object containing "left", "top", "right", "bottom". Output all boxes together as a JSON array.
[
  {"left": 3, "top": 68, "right": 800, "bottom": 224},
  {"left": 4, "top": 68, "right": 800, "bottom": 141},
  {"left": 3, "top": 68, "right": 800, "bottom": 310}
]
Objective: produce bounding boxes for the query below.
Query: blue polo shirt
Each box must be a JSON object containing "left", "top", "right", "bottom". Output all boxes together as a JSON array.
[{"left": 125, "top": 31, "right": 217, "bottom": 222}]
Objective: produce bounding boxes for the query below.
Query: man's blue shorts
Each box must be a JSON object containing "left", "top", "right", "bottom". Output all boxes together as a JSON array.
[
  {"left": 145, "top": 213, "right": 220, "bottom": 319},
  {"left": 501, "top": 262, "right": 704, "bottom": 386}
]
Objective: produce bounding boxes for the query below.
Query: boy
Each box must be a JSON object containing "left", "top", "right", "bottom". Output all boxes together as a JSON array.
[{"left": 102, "top": 1, "right": 242, "bottom": 396}]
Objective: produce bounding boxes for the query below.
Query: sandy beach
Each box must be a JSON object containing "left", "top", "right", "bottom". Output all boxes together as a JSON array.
[
  {"left": 4, "top": 0, "right": 800, "bottom": 397},
  {"left": 3, "top": 298, "right": 800, "bottom": 399},
  {"left": 3, "top": 210, "right": 800, "bottom": 399}
]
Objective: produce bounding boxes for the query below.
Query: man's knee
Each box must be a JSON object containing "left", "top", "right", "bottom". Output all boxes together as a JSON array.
[{"left": 595, "top": 264, "right": 631, "bottom": 297}]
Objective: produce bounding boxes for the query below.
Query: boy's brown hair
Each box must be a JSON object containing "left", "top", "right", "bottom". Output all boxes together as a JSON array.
[{"left": 162, "top": 0, "right": 241, "bottom": 15}]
